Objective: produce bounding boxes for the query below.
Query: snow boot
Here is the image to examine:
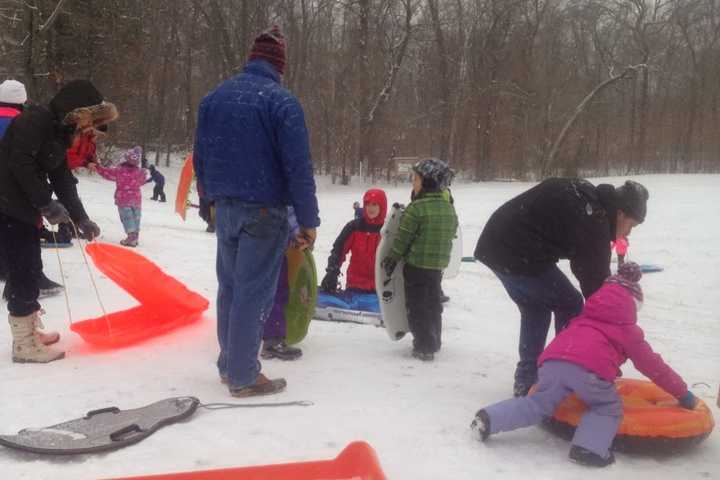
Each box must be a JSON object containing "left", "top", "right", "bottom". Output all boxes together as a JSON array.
[
  {"left": 32, "top": 310, "right": 60, "bottom": 346},
  {"left": 38, "top": 273, "right": 64, "bottom": 299},
  {"left": 470, "top": 409, "right": 491, "bottom": 442},
  {"left": 229, "top": 373, "right": 286, "bottom": 398},
  {"left": 120, "top": 232, "right": 138, "bottom": 248},
  {"left": 568, "top": 446, "right": 615, "bottom": 467},
  {"left": 3, "top": 274, "right": 64, "bottom": 302},
  {"left": 412, "top": 350, "right": 435, "bottom": 362},
  {"left": 261, "top": 339, "right": 302, "bottom": 361},
  {"left": 8, "top": 313, "right": 65, "bottom": 363}
]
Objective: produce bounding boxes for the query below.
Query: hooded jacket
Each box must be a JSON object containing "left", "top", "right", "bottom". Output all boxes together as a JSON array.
[
  {"left": 539, "top": 282, "right": 688, "bottom": 399},
  {"left": 0, "top": 80, "right": 116, "bottom": 225},
  {"left": 474, "top": 177, "right": 617, "bottom": 298},
  {"left": 325, "top": 189, "right": 387, "bottom": 291}
]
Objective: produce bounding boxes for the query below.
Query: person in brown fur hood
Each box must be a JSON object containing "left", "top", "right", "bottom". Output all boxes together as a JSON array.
[{"left": 0, "top": 79, "right": 118, "bottom": 364}]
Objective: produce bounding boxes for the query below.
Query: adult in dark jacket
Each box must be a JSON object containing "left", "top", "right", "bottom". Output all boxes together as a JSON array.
[
  {"left": 194, "top": 26, "right": 320, "bottom": 397},
  {"left": 474, "top": 178, "right": 649, "bottom": 396},
  {"left": 146, "top": 164, "right": 166, "bottom": 202},
  {"left": 0, "top": 79, "right": 116, "bottom": 363},
  {"left": 320, "top": 189, "right": 387, "bottom": 294}
]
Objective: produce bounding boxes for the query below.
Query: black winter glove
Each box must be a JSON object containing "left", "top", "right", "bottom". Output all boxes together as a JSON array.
[
  {"left": 381, "top": 257, "right": 397, "bottom": 278},
  {"left": 39, "top": 200, "right": 70, "bottom": 225},
  {"left": 77, "top": 218, "right": 101, "bottom": 241},
  {"left": 320, "top": 270, "right": 339, "bottom": 293}
]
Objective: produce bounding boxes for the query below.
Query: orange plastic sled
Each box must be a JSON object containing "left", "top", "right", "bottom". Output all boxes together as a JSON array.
[
  {"left": 71, "top": 243, "right": 209, "bottom": 348},
  {"left": 175, "top": 153, "right": 195, "bottom": 220},
  {"left": 105, "top": 441, "right": 387, "bottom": 480},
  {"left": 538, "top": 378, "right": 715, "bottom": 452}
]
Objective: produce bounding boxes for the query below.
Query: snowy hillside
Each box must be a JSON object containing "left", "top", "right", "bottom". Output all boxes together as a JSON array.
[{"left": 0, "top": 168, "right": 717, "bottom": 479}]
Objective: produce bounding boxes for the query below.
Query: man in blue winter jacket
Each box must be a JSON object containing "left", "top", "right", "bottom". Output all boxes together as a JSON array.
[{"left": 194, "top": 26, "right": 320, "bottom": 397}]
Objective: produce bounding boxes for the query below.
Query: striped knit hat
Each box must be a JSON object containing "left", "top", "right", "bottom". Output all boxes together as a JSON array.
[
  {"left": 249, "top": 25, "right": 286, "bottom": 75},
  {"left": 605, "top": 262, "right": 643, "bottom": 302}
]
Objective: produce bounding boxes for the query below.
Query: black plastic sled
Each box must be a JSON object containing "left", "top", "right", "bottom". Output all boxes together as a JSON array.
[{"left": 0, "top": 396, "right": 199, "bottom": 455}]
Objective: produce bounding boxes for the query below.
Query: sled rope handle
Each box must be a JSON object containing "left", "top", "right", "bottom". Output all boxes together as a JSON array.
[
  {"left": 199, "top": 400, "right": 314, "bottom": 410},
  {"left": 69, "top": 221, "right": 109, "bottom": 317},
  {"left": 50, "top": 227, "right": 74, "bottom": 325}
]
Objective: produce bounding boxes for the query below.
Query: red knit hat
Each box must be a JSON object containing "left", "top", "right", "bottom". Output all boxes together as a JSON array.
[{"left": 249, "top": 25, "right": 286, "bottom": 75}]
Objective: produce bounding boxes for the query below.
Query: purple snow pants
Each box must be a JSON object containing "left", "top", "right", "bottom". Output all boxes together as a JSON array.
[
  {"left": 262, "top": 256, "right": 289, "bottom": 340},
  {"left": 484, "top": 360, "right": 622, "bottom": 459}
]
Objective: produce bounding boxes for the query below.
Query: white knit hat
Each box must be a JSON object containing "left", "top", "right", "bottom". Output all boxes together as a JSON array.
[{"left": 0, "top": 80, "right": 28, "bottom": 105}]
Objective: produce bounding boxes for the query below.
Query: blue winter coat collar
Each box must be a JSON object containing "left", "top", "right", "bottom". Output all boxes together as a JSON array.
[{"left": 242, "top": 59, "right": 282, "bottom": 84}]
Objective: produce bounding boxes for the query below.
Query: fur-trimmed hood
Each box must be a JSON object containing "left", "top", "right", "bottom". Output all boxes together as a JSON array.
[{"left": 49, "top": 80, "right": 118, "bottom": 131}]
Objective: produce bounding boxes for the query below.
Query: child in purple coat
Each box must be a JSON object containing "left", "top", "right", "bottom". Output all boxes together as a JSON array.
[
  {"left": 470, "top": 262, "right": 697, "bottom": 467},
  {"left": 91, "top": 146, "right": 148, "bottom": 247}
]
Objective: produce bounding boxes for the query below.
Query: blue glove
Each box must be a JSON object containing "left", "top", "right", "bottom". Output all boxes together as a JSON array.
[{"left": 678, "top": 391, "right": 697, "bottom": 410}]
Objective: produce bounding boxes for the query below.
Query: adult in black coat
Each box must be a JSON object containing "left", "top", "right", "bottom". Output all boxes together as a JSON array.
[
  {"left": 474, "top": 177, "right": 649, "bottom": 396},
  {"left": 0, "top": 79, "right": 118, "bottom": 363}
]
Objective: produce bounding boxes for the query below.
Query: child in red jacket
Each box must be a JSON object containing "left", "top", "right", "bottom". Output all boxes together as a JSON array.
[{"left": 320, "top": 189, "right": 387, "bottom": 293}]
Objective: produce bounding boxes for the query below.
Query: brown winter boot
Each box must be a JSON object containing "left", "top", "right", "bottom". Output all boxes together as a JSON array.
[
  {"left": 8, "top": 313, "right": 65, "bottom": 363},
  {"left": 229, "top": 373, "right": 287, "bottom": 398},
  {"left": 120, "top": 232, "right": 138, "bottom": 248}
]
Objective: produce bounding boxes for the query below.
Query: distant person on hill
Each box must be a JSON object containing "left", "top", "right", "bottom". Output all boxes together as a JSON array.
[{"left": 146, "top": 164, "right": 166, "bottom": 202}]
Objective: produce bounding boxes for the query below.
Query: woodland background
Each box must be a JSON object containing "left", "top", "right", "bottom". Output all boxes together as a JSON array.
[{"left": 2, "top": 0, "right": 720, "bottom": 181}]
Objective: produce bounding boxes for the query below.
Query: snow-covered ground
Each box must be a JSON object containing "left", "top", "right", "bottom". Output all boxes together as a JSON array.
[{"left": 1, "top": 164, "right": 718, "bottom": 479}]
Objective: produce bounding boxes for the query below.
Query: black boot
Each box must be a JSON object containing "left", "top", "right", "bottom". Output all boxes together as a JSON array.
[
  {"left": 261, "top": 339, "right": 302, "bottom": 360},
  {"left": 38, "top": 273, "right": 64, "bottom": 298},
  {"left": 412, "top": 349, "right": 435, "bottom": 361},
  {"left": 470, "top": 409, "right": 491, "bottom": 441},
  {"left": 569, "top": 446, "right": 615, "bottom": 467}
]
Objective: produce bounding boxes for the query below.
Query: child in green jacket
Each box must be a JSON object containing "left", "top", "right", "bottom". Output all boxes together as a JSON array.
[{"left": 381, "top": 159, "right": 458, "bottom": 361}]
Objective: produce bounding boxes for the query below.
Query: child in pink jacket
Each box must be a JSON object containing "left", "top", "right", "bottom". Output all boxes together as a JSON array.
[
  {"left": 91, "top": 146, "right": 148, "bottom": 247},
  {"left": 470, "top": 262, "right": 697, "bottom": 467}
]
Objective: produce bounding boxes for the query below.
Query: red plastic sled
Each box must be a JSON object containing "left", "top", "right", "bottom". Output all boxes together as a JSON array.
[
  {"left": 71, "top": 243, "right": 209, "bottom": 348},
  {"left": 105, "top": 441, "right": 387, "bottom": 480}
]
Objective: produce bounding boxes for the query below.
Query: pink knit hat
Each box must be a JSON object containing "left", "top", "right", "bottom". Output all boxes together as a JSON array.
[
  {"left": 605, "top": 262, "right": 643, "bottom": 302},
  {"left": 123, "top": 146, "right": 142, "bottom": 166}
]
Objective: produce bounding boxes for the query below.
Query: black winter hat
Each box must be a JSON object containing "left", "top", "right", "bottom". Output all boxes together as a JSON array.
[
  {"left": 49, "top": 80, "right": 104, "bottom": 121},
  {"left": 616, "top": 180, "right": 649, "bottom": 223}
]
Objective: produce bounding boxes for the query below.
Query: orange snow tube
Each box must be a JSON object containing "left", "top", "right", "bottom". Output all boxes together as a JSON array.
[
  {"left": 104, "top": 441, "right": 387, "bottom": 480},
  {"left": 71, "top": 243, "right": 209, "bottom": 348},
  {"left": 540, "top": 378, "right": 714, "bottom": 452}
]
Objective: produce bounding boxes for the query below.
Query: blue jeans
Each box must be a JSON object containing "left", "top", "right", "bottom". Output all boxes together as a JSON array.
[
  {"left": 215, "top": 200, "right": 289, "bottom": 389},
  {"left": 118, "top": 206, "right": 141, "bottom": 234},
  {"left": 485, "top": 360, "right": 622, "bottom": 459},
  {"left": 493, "top": 266, "right": 584, "bottom": 393}
]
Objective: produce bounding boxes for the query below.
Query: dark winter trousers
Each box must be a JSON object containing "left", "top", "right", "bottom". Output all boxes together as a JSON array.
[
  {"left": 152, "top": 184, "right": 166, "bottom": 202},
  {"left": 0, "top": 247, "right": 7, "bottom": 281},
  {"left": 484, "top": 360, "right": 622, "bottom": 459},
  {"left": 403, "top": 263, "right": 443, "bottom": 354},
  {"left": 493, "top": 266, "right": 584, "bottom": 395},
  {"left": 262, "top": 256, "right": 289, "bottom": 340},
  {"left": 0, "top": 213, "right": 42, "bottom": 316}
]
